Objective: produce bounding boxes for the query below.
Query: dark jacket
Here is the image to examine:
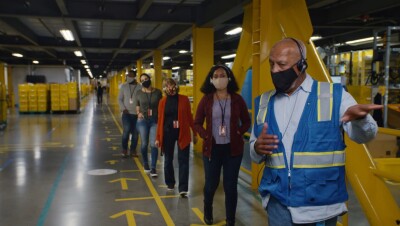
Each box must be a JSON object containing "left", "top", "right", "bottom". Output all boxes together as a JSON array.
[{"left": 194, "top": 92, "right": 251, "bottom": 158}]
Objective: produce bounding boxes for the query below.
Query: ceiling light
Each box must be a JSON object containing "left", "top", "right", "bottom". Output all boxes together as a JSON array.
[
  {"left": 99, "top": 75, "right": 102, "bottom": 78},
  {"left": 74, "top": 51, "right": 82, "bottom": 57},
  {"left": 310, "top": 35, "right": 322, "bottom": 41},
  {"left": 84, "top": 65, "right": 89, "bottom": 69},
  {"left": 225, "top": 27, "right": 242, "bottom": 35},
  {"left": 12, "top": 53, "right": 23, "bottom": 57},
  {"left": 221, "top": 54, "right": 236, "bottom": 59},
  {"left": 179, "top": 50, "right": 188, "bottom": 54},
  {"left": 81, "top": 59, "right": 87, "bottom": 64},
  {"left": 190, "top": 63, "right": 193, "bottom": 66},
  {"left": 345, "top": 37, "right": 379, "bottom": 45},
  {"left": 150, "top": 62, "right": 154, "bottom": 66},
  {"left": 32, "top": 60, "right": 39, "bottom": 64},
  {"left": 172, "top": 66, "right": 180, "bottom": 70},
  {"left": 60, "top": 29, "right": 75, "bottom": 41},
  {"left": 163, "top": 56, "right": 171, "bottom": 60}
]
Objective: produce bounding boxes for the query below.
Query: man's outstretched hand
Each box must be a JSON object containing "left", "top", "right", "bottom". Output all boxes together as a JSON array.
[{"left": 341, "top": 104, "right": 383, "bottom": 123}]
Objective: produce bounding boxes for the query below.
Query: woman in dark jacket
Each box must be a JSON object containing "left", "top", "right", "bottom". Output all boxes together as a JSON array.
[{"left": 194, "top": 64, "right": 251, "bottom": 226}]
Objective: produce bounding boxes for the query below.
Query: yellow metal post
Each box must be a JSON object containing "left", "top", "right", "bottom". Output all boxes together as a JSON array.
[
  {"left": 136, "top": 59, "right": 143, "bottom": 82},
  {"left": 7, "top": 66, "right": 14, "bottom": 108},
  {"left": 192, "top": 25, "right": 214, "bottom": 152},
  {"left": 232, "top": 3, "right": 253, "bottom": 89},
  {"left": 153, "top": 50, "right": 162, "bottom": 90}
]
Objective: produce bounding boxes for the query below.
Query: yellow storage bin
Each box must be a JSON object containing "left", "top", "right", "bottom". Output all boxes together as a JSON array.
[
  {"left": 19, "top": 105, "right": 28, "bottom": 112},
  {"left": 18, "top": 84, "right": 29, "bottom": 92},
  {"left": 50, "top": 84, "right": 60, "bottom": 90},
  {"left": 51, "top": 105, "right": 60, "bottom": 111}
]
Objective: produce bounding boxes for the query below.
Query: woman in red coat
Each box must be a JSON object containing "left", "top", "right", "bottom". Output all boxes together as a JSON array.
[
  {"left": 155, "top": 78, "right": 197, "bottom": 198},
  {"left": 194, "top": 65, "right": 251, "bottom": 226}
]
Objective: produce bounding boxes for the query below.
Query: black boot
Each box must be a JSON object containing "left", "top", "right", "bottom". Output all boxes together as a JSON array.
[
  {"left": 226, "top": 219, "right": 235, "bottom": 226},
  {"left": 204, "top": 205, "right": 213, "bottom": 225}
]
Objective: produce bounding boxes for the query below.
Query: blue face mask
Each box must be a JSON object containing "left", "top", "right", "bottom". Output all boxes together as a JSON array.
[{"left": 271, "top": 66, "right": 298, "bottom": 93}]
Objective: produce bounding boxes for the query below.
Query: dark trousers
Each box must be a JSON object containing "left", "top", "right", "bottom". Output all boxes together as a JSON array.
[
  {"left": 203, "top": 143, "right": 243, "bottom": 222},
  {"left": 163, "top": 130, "right": 189, "bottom": 192},
  {"left": 121, "top": 113, "right": 138, "bottom": 152},
  {"left": 97, "top": 93, "right": 103, "bottom": 104}
]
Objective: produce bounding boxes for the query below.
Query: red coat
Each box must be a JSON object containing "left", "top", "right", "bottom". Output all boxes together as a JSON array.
[
  {"left": 156, "top": 94, "right": 196, "bottom": 151},
  {"left": 194, "top": 92, "right": 251, "bottom": 158}
]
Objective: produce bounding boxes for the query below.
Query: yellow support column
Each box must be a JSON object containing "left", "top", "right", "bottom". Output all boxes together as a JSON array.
[
  {"left": 153, "top": 50, "right": 162, "bottom": 90},
  {"left": 0, "top": 63, "right": 4, "bottom": 86},
  {"left": 192, "top": 25, "right": 214, "bottom": 152},
  {"left": 250, "top": 0, "right": 263, "bottom": 190},
  {"left": 7, "top": 66, "right": 14, "bottom": 108},
  {"left": 232, "top": 3, "right": 253, "bottom": 88},
  {"left": 136, "top": 59, "right": 143, "bottom": 82}
]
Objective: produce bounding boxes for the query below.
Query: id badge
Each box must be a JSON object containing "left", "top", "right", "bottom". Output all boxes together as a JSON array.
[
  {"left": 173, "top": 120, "right": 179, "bottom": 128},
  {"left": 129, "top": 98, "right": 133, "bottom": 104},
  {"left": 147, "top": 109, "right": 152, "bottom": 117},
  {"left": 219, "top": 125, "right": 226, "bottom": 137}
]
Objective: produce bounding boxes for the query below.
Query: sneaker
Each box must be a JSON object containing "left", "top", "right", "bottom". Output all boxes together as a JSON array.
[
  {"left": 121, "top": 150, "right": 128, "bottom": 158},
  {"left": 167, "top": 185, "right": 174, "bottom": 191},
  {"left": 150, "top": 168, "right": 158, "bottom": 177},
  {"left": 179, "top": 191, "right": 188, "bottom": 198},
  {"left": 143, "top": 165, "right": 151, "bottom": 173}
]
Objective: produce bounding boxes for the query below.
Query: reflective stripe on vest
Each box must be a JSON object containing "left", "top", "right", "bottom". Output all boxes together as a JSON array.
[
  {"left": 256, "top": 91, "right": 275, "bottom": 125},
  {"left": 265, "top": 151, "right": 345, "bottom": 169},
  {"left": 317, "top": 82, "right": 333, "bottom": 121}
]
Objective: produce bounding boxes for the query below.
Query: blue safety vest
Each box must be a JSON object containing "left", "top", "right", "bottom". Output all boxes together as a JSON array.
[{"left": 254, "top": 80, "right": 348, "bottom": 207}]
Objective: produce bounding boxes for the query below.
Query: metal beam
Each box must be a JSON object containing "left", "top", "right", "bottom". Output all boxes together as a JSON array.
[
  {"left": 310, "top": 0, "right": 400, "bottom": 25},
  {"left": 197, "top": 0, "right": 250, "bottom": 26},
  {"left": 137, "top": 0, "right": 153, "bottom": 19}
]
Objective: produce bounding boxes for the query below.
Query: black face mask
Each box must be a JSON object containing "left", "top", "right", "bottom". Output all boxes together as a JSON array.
[
  {"left": 142, "top": 80, "right": 151, "bottom": 88},
  {"left": 271, "top": 67, "right": 299, "bottom": 93}
]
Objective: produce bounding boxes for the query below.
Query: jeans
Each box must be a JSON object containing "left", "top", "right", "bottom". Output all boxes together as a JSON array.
[
  {"left": 203, "top": 143, "right": 242, "bottom": 222},
  {"left": 121, "top": 113, "right": 138, "bottom": 153},
  {"left": 163, "top": 129, "right": 189, "bottom": 192},
  {"left": 136, "top": 118, "right": 158, "bottom": 169},
  {"left": 267, "top": 196, "right": 338, "bottom": 226}
]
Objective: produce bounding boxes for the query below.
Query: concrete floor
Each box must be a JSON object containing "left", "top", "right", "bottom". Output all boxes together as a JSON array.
[{"left": 0, "top": 94, "right": 398, "bottom": 226}]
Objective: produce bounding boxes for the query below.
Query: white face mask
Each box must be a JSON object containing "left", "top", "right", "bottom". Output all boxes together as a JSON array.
[
  {"left": 211, "top": 77, "right": 229, "bottom": 90},
  {"left": 126, "top": 77, "right": 135, "bottom": 83}
]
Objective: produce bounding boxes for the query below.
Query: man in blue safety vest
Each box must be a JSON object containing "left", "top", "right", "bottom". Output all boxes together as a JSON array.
[{"left": 250, "top": 38, "right": 382, "bottom": 226}]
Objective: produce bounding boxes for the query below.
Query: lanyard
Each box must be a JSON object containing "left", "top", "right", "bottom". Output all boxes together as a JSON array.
[
  {"left": 129, "top": 84, "right": 138, "bottom": 99},
  {"left": 216, "top": 94, "right": 228, "bottom": 125},
  {"left": 146, "top": 90, "right": 153, "bottom": 109}
]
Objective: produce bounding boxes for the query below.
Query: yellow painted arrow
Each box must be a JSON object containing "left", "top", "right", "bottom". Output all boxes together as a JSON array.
[
  {"left": 105, "top": 160, "right": 118, "bottom": 165},
  {"left": 109, "top": 178, "right": 138, "bottom": 190},
  {"left": 105, "top": 131, "right": 111, "bottom": 134},
  {"left": 101, "top": 138, "right": 112, "bottom": 142},
  {"left": 191, "top": 208, "right": 226, "bottom": 226},
  {"left": 110, "top": 210, "right": 151, "bottom": 226},
  {"left": 109, "top": 146, "right": 118, "bottom": 150}
]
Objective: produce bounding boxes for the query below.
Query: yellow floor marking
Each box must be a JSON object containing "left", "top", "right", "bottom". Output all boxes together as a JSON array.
[
  {"left": 120, "top": 170, "right": 141, "bottom": 173},
  {"left": 115, "top": 195, "right": 180, "bottom": 202},
  {"left": 110, "top": 209, "right": 151, "bottom": 226},
  {"left": 109, "top": 178, "right": 138, "bottom": 190},
  {"left": 105, "top": 160, "right": 118, "bottom": 165},
  {"left": 240, "top": 166, "right": 252, "bottom": 176},
  {"left": 108, "top": 105, "right": 175, "bottom": 226}
]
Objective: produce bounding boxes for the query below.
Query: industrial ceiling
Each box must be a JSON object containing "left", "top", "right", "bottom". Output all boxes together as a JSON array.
[{"left": 0, "top": 0, "right": 399, "bottom": 78}]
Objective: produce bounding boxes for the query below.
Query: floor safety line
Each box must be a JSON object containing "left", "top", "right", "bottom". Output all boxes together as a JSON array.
[{"left": 107, "top": 105, "right": 175, "bottom": 226}]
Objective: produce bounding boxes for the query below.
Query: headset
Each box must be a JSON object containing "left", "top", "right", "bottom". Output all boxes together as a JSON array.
[{"left": 288, "top": 37, "right": 308, "bottom": 73}]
